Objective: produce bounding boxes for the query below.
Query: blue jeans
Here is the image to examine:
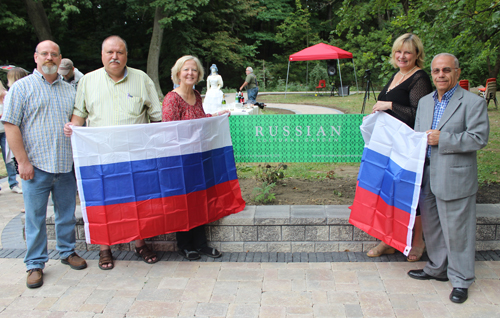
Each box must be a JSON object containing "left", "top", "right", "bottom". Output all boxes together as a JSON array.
[
  {"left": 247, "top": 87, "right": 259, "bottom": 104},
  {"left": 0, "top": 132, "right": 19, "bottom": 189},
  {"left": 23, "top": 167, "right": 77, "bottom": 270}
]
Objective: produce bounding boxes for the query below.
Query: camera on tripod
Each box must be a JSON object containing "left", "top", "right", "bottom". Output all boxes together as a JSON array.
[{"left": 360, "top": 69, "right": 376, "bottom": 114}]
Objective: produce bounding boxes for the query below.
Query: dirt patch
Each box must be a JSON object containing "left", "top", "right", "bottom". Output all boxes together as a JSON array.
[{"left": 240, "top": 176, "right": 500, "bottom": 205}]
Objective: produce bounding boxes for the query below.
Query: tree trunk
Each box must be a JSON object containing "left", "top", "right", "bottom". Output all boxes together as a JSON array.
[
  {"left": 147, "top": 6, "right": 167, "bottom": 99},
  {"left": 24, "top": 0, "right": 53, "bottom": 41},
  {"left": 488, "top": 55, "right": 500, "bottom": 79},
  {"left": 400, "top": 0, "right": 409, "bottom": 15}
]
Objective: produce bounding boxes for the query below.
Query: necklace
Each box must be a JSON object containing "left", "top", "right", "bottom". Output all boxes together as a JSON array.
[{"left": 388, "top": 65, "right": 417, "bottom": 92}]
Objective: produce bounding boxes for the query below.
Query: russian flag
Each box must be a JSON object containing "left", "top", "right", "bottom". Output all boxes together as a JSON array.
[
  {"left": 349, "top": 112, "right": 427, "bottom": 255},
  {"left": 71, "top": 115, "right": 246, "bottom": 245}
]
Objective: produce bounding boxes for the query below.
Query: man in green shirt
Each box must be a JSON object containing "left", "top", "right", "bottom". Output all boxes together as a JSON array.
[
  {"left": 64, "top": 35, "right": 161, "bottom": 270},
  {"left": 239, "top": 66, "right": 258, "bottom": 104}
]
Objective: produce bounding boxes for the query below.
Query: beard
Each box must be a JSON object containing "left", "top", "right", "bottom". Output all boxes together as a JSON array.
[{"left": 42, "top": 63, "right": 58, "bottom": 75}]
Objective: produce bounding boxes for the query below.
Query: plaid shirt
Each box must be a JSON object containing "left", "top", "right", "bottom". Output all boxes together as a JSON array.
[
  {"left": 427, "top": 84, "right": 459, "bottom": 158},
  {"left": 2, "top": 69, "right": 76, "bottom": 173}
]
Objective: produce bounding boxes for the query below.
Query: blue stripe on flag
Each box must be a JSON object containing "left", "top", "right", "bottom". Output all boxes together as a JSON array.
[
  {"left": 79, "top": 146, "right": 237, "bottom": 207},
  {"left": 357, "top": 148, "right": 417, "bottom": 214}
]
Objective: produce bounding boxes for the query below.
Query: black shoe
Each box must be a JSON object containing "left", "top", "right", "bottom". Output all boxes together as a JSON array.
[
  {"left": 408, "top": 269, "right": 448, "bottom": 281},
  {"left": 178, "top": 249, "right": 200, "bottom": 261},
  {"left": 450, "top": 288, "right": 468, "bottom": 303},
  {"left": 198, "top": 246, "right": 222, "bottom": 258}
]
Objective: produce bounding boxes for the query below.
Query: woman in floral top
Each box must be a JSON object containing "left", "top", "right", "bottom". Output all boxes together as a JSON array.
[{"left": 162, "top": 55, "right": 229, "bottom": 260}]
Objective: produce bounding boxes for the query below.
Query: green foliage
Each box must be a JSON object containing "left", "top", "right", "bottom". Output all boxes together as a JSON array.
[
  {"left": 50, "top": 0, "right": 93, "bottom": 22},
  {"left": 252, "top": 182, "right": 277, "bottom": 203},
  {"left": 276, "top": 0, "right": 318, "bottom": 51},
  {"left": 1, "top": 0, "right": 499, "bottom": 95},
  {"left": 256, "top": 163, "right": 288, "bottom": 184},
  {"left": 308, "top": 62, "right": 328, "bottom": 90}
]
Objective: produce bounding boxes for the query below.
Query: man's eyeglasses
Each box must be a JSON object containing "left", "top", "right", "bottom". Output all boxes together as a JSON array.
[
  {"left": 431, "top": 67, "right": 458, "bottom": 74},
  {"left": 37, "top": 52, "right": 60, "bottom": 58}
]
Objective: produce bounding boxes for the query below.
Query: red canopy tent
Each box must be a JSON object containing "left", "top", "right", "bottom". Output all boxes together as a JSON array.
[{"left": 286, "top": 43, "right": 359, "bottom": 97}]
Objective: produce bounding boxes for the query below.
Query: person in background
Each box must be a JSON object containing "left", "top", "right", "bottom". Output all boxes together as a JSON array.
[
  {"left": 0, "top": 80, "right": 23, "bottom": 194},
  {"left": 368, "top": 33, "right": 432, "bottom": 261},
  {"left": 7, "top": 68, "right": 29, "bottom": 88},
  {"left": 408, "top": 53, "right": 489, "bottom": 304},
  {"left": 2, "top": 40, "right": 87, "bottom": 289},
  {"left": 162, "top": 55, "right": 229, "bottom": 260},
  {"left": 239, "top": 66, "right": 258, "bottom": 104},
  {"left": 58, "top": 58, "right": 84, "bottom": 89},
  {"left": 64, "top": 35, "right": 161, "bottom": 270}
]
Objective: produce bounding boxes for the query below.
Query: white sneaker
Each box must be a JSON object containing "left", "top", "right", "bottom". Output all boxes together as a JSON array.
[{"left": 11, "top": 185, "right": 23, "bottom": 194}]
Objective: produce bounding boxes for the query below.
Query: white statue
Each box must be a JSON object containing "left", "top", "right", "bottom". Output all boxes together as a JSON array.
[{"left": 203, "top": 64, "right": 224, "bottom": 114}]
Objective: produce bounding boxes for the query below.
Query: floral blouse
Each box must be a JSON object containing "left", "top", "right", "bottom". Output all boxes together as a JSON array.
[{"left": 162, "top": 90, "right": 212, "bottom": 122}]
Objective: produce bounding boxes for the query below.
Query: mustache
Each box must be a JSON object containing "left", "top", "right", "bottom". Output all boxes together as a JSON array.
[{"left": 110, "top": 59, "right": 121, "bottom": 64}]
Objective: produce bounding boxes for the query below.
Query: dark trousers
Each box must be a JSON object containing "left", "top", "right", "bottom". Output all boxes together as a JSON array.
[{"left": 176, "top": 225, "right": 208, "bottom": 251}]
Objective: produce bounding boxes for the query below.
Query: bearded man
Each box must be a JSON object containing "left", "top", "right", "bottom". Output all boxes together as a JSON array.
[{"left": 2, "top": 40, "right": 87, "bottom": 289}]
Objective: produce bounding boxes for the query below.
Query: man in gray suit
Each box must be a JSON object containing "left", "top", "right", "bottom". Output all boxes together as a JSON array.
[{"left": 408, "top": 53, "right": 489, "bottom": 304}]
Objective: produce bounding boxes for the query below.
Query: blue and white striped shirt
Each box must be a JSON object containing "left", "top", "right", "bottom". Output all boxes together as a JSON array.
[
  {"left": 427, "top": 84, "right": 459, "bottom": 158},
  {"left": 2, "top": 69, "right": 76, "bottom": 173}
]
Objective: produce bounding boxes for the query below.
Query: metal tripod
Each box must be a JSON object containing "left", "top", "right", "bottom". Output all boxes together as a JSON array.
[{"left": 360, "top": 70, "right": 376, "bottom": 114}]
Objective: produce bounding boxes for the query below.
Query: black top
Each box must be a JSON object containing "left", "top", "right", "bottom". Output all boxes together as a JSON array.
[{"left": 378, "top": 69, "right": 432, "bottom": 128}]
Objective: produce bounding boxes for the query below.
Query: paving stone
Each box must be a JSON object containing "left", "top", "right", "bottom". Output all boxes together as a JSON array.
[
  {"left": 268, "top": 242, "right": 290, "bottom": 253},
  {"left": 257, "top": 226, "right": 281, "bottom": 241},
  {"left": 254, "top": 205, "right": 290, "bottom": 225},
  {"left": 211, "top": 226, "right": 234, "bottom": 242},
  {"left": 218, "top": 206, "right": 255, "bottom": 225},
  {"left": 235, "top": 226, "right": 258, "bottom": 241},
  {"left": 290, "top": 205, "right": 326, "bottom": 225},
  {"left": 305, "top": 226, "right": 329, "bottom": 241}
]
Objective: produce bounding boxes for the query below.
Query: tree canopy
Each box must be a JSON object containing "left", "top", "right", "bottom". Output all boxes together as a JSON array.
[{"left": 0, "top": 0, "right": 498, "bottom": 93}]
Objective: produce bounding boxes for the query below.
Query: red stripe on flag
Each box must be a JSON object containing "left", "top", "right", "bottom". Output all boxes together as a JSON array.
[
  {"left": 84, "top": 179, "right": 245, "bottom": 245},
  {"left": 349, "top": 183, "right": 411, "bottom": 253}
]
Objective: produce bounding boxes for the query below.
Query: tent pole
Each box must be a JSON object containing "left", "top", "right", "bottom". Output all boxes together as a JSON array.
[
  {"left": 285, "top": 61, "right": 290, "bottom": 98},
  {"left": 353, "top": 58, "right": 359, "bottom": 94},
  {"left": 337, "top": 59, "right": 345, "bottom": 97}
]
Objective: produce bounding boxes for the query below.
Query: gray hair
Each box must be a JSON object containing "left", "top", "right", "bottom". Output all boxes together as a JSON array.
[
  {"left": 246, "top": 67, "right": 253, "bottom": 72},
  {"left": 102, "top": 35, "right": 128, "bottom": 52},
  {"left": 432, "top": 53, "right": 459, "bottom": 68}
]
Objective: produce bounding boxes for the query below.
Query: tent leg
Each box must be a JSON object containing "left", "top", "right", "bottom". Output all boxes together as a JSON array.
[
  {"left": 353, "top": 59, "right": 359, "bottom": 94},
  {"left": 337, "top": 59, "right": 345, "bottom": 97},
  {"left": 285, "top": 61, "right": 290, "bottom": 98}
]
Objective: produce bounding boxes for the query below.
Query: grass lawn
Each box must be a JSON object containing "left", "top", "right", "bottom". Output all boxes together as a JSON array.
[{"left": 257, "top": 91, "right": 500, "bottom": 184}]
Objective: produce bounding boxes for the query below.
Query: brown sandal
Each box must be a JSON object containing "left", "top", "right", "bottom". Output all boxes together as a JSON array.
[
  {"left": 407, "top": 246, "right": 425, "bottom": 262},
  {"left": 366, "top": 242, "right": 396, "bottom": 257},
  {"left": 135, "top": 245, "right": 158, "bottom": 264},
  {"left": 98, "top": 249, "right": 114, "bottom": 270}
]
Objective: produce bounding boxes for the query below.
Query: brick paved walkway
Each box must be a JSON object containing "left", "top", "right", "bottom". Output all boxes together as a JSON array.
[{"left": 1, "top": 146, "right": 500, "bottom": 317}]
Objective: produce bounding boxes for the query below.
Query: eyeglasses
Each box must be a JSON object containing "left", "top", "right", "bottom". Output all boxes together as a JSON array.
[
  {"left": 37, "top": 52, "right": 60, "bottom": 58},
  {"left": 431, "top": 67, "right": 458, "bottom": 74}
]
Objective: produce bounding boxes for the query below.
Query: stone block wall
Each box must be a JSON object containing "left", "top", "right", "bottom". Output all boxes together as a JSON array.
[{"left": 40, "top": 204, "right": 500, "bottom": 252}]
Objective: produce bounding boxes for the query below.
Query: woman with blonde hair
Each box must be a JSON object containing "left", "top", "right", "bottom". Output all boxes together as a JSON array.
[
  {"left": 162, "top": 55, "right": 229, "bottom": 260},
  {"left": 368, "top": 33, "right": 432, "bottom": 261}
]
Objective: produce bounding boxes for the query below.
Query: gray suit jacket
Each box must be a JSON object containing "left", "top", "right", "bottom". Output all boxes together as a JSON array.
[{"left": 415, "top": 87, "right": 489, "bottom": 201}]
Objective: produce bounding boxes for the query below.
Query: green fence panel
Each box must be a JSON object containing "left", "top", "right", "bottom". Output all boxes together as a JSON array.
[{"left": 229, "top": 114, "right": 365, "bottom": 162}]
